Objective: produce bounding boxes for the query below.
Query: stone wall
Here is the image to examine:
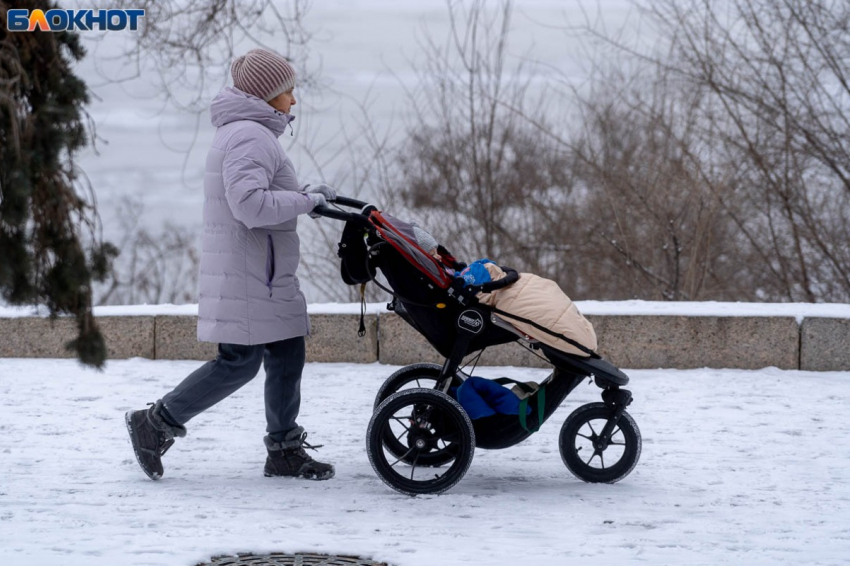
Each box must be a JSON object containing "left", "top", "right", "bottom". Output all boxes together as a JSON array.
[
  {"left": 800, "top": 318, "right": 850, "bottom": 372},
  {"left": 0, "top": 311, "right": 846, "bottom": 370}
]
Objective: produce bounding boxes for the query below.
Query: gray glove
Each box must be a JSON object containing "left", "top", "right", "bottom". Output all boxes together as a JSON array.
[
  {"left": 307, "top": 192, "right": 327, "bottom": 219},
  {"left": 305, "top": 183, "right": 337, "bottom": 202}
]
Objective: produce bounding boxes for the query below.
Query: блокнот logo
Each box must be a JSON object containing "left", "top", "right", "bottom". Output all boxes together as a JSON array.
[{"left": 7, "top": 9, "right": 145, "bottom": 32}]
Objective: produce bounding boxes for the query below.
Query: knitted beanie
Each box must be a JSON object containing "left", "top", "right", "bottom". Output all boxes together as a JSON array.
[
  {"left": 412, "top": 225, "right": 439, "bottom": 253},
  {"left": 231, "top": 48, "right": 297, "bottom": 102}
]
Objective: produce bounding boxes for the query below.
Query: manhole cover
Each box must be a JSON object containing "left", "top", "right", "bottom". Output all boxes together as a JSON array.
[{"left": 198, "top": 553, "right": 388, "bottom": 566}]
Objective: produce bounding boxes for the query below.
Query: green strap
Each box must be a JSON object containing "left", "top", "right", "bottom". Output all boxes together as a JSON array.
[{"left": 518, "top": 386, "right": 546, "bottom": 434}]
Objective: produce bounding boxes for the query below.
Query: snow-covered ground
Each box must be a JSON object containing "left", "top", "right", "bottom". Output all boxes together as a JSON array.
[{"left": 1, "top": 358, "right": 849, "bottom": 566}]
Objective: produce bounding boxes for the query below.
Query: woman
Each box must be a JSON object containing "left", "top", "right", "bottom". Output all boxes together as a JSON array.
[{"left": 126, "top": 48, "right": 335, "bottom": 481}]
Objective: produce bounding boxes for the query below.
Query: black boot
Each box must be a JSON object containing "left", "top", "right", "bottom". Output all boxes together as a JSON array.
[
  {"left": 125, "top": 400, "right": 186, "bottom": 480},
  {"left": 264, "top": 427, "right": 335, "bottom": 480}
]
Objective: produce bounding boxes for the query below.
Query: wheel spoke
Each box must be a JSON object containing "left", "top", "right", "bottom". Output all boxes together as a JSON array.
[
  {"left": 587, "top": 422, "right": 598, "bottom": 436},
  {"left": 576, "top": 433, "right": 593, "bottom": 441},
  {"left": 612, "top": 427, "right": 621, "bottom": 437},
  {"left": 389, "top": 446, "right": 415, "bottom": 468},
  {"left": 440, "top": 431, "right": 461, "bottom": 444},
  {"left": 395, "top": 428, "right": 409, "bottom": 441},
  {"left": 608, "top": 441, "right": 625, "bottom": 446},
  {"left": 410, "top": 452, "right": 421, "bottom": 480},
  {"left": 585, "top": 449, "right": 604, "bottom": 468},
  {"left": 390, "top": 416, "right": 411, "bottom": 430},
  {"left": 415, "top": 379, "right": 421, "bottom": 388}
]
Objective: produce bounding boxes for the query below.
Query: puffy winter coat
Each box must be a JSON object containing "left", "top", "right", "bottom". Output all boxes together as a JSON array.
[
  {"left": 197, "top": 87, "right": 316, "bottom": 345},
  {"left": 476, "top": 263, "right": 598, "bottom": 357}
]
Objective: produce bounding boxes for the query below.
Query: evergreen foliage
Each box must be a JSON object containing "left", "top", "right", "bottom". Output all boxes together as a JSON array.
[{"left": 0, "top": 1, "right": 118, "bottom": 367}]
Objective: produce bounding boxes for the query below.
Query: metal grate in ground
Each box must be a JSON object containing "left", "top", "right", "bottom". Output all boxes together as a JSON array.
[{"left": 198, "top": 553, "right": 388, "bottom": 566}]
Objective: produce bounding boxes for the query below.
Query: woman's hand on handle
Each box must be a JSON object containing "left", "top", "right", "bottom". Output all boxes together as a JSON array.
[
  {"left": 304, "top": 183, "right": 337, "bottom": 202},
  {"left": 303, "top": 192, "right": 373, "bottom": 225},
  {"left": 306, "top": 192, "right": 327, "bottom": 219}
]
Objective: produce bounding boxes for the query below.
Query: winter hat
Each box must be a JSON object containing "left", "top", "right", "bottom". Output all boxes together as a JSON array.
[
  {"left": 231, "top": 48, "right": 297, "bottom": 102},
  {"left": 412, "top": 225, "right": 439, "bottom": 253}
]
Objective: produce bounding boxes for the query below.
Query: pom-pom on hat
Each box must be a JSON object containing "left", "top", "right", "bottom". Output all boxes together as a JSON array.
[{"left": 231, "top": 48, "right": 297, "bottom": 102}]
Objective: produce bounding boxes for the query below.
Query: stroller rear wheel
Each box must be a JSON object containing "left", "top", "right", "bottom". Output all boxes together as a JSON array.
[
  {"left": 559, "top": 402, "right": 641, "bottom": 483},
  {"left": 373, "top": 362, "right": 463, "bottom": 411},
  {"left": 374, "top": 364, "right": 463, "bottom": 467},
  {"left": 367, "top": 388, "right": 475, "bottom": 496},
  {"left": 374, "top": 363, "right": 448, "bottom": 410}
]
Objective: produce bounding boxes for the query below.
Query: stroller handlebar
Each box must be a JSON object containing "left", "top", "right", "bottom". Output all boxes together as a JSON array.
[
  {"left": 311, "top": 195, "right": 374, "bottom": 225},
  {"left": 332, "top": 196, "right": 369, "bottom": 209}
]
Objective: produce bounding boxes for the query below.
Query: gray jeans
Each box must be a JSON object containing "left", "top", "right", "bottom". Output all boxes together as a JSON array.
[{"left": 161, "top": 336, "right": 305, "bottom": 440}]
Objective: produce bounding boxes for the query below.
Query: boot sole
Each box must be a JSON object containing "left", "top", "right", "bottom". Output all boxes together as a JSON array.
[
  {"left": 125, "top": 411, "right": 162, "bottom": 481},
  {"left": 264, "top": 470, "right": 335, "bottom": 481}
]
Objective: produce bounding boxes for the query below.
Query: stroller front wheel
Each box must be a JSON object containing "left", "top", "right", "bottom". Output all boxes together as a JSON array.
[
  {"left": 559, "top": 402, "right": 641, "bottom": 484},
  {"left": 367, "top": 388, "right": 475, "bottom": 496}
]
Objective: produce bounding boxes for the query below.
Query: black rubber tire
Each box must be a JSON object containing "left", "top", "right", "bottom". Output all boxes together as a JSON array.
[
  {"left": 559, "top": 402, "right": 641, "bottom": 484},
  {"left": 373, "top": 364, "right": 463, "bottom": 467},
  {"left": 367, "top": 388, "right": 475, "bottom": 496},
  {"left": 373, "top": 363, "right": 446, "bottom": 410}
]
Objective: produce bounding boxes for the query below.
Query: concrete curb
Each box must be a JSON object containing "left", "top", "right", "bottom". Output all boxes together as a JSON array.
[
  {"left": 150, "top": 314, "right": 380, "bottom": 363},
  {"left": 0, "top": 316, "right": 155, "bottom": 360},
  {"left": 800, "top": 318, "right": 850, "bottom": 371},
  {"left": 587, "top": 315, "right": 800, "bottom": 370},
  {"left": 0, "top": 311, "right": 844, "bottom": 370}
]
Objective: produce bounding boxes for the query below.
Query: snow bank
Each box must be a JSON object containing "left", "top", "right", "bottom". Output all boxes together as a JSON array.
[
  {"left": 2, "top": 300, "right": 850, "bottom": 323},
  {"left": 0, "top": 302, "right": 390, "bottom": 318},
  {"left": 577, "top": 300, "right": 850, "bottom": 323}
]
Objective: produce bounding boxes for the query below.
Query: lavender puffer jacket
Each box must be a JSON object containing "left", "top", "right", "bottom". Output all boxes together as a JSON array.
[{"left": 197, "top": 87, "right": 315, "bottom": 345}]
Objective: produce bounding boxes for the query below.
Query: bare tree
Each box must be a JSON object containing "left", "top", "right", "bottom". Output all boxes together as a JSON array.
[
  {"left": 577, "top": 0, "right": 850, "bottom": 301},
  {"left": 390, "top": 0, "right": 739, "bottom": 302},
  {"left": 98, "top": 0, "right": 317, "bottom": 113},
  {"left": 79, "top": 0, "right": 320, "bottom": 208},
  {"left": 95, "top": 197, "right": 200, "bottom": 305},
  {"left": 394, "top": 0, "right": 588, "bottom": 286},
  {"left": 566, "top": 66, "right": 751, "bottom": 300}
]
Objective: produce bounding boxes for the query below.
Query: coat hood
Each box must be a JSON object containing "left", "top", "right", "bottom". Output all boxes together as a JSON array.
[{"left": 210, "top": 87, "right": 295, "bottom": 137}]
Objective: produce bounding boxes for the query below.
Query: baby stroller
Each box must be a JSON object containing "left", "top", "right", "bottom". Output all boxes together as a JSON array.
[{"left": 315, "top": 197, "right": 641, "bottom": 495}]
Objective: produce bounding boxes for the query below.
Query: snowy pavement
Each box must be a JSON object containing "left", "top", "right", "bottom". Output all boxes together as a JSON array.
[{"left": 1, "top": 358, "right": 849, "bottom": 566}]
